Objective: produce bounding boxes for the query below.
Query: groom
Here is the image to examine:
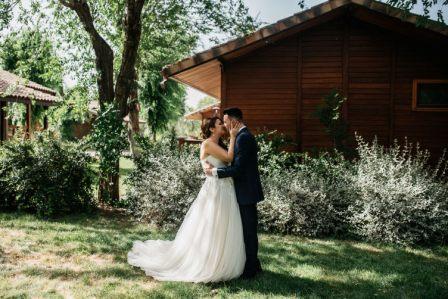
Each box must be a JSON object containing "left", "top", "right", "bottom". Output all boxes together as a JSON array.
[{"left": 204, "top": 107, "right": 264, "bottom": 279}]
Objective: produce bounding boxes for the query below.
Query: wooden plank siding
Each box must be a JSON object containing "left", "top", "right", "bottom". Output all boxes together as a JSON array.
[
  {"left": 225, "top": 36, "right": 298, "bottom": 140},
  {"left": 222, "top": 16, "right": 448, "bottom": 158},
  {"left": 393, "top": 39, "right": 448, "bottom": 159},
  {"left": 347, "top": 18, "right": 394, "bottom": 146},
  {"left": 299, "top": 19, "right": 344, "bottom": 150}
]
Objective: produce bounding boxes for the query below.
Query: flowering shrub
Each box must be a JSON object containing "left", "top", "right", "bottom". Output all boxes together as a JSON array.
[
  {"left": 349, "top": 135, "right": 448, "bottom": 245},
  {"left": 259, "top": 152, "right": 354, "bottom": 237},
  {"left": 125, "top": 133, "right": 448, "bottom": 245},
  {"left": 255, "top": 130, "right": 299, "bottom": 176}
]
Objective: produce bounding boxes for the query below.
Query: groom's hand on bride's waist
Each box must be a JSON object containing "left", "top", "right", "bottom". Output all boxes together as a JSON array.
[{"left": 203, "top": 162, "right": 215, "bottom": 177}]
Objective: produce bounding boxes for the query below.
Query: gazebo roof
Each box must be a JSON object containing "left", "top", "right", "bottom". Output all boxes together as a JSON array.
[
  {"left": 0, "top": 70, "right": 60, "bottom": 106},
  {"left": 162, "top": 0, "right": 448, "bottom": 99},
  {"left": 185, "top": 102, "right": 220, "bottom": 120}
]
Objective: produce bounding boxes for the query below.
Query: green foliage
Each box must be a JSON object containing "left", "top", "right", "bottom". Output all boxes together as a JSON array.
[
  {"left": 124, "top": 133, "right": 448, "bottom": 245},
  {"left": 0, "top": 28, "right": 63, "bottom": 127},
  {"left": 0, "top": 0, "right": 19, "bottom": 30},
  {"left": 349, "top": 135, "right": 448, "bottom": 245},
  {"left": 47, "top": 85, "right": 91, "bottom": 141},
  {"left": 314, "top": 90, "right": 351, "bottom": 154},
  {"left": 387, "top": 0, "right": 447, "bottom": 24},
  {"left": 0, "top": 133, "right": 95, "bottom": 218},
  {"left": 0, "top": 29, "right": 63, "bottom": 91},
  {"left": 196, "top": 96, "right": 217, "bottom": 109},
  {"left": 88, "top": 102, "right": 128, "bottom": 181},
  {"left": 255, "top": 130, "right": 300, "bottom": 176},
  {"left": 140, "top": 72, "right": 186, "bottom": 138},
  {"left": 46, "top": 0, "right": 260, "bottom": 135}
]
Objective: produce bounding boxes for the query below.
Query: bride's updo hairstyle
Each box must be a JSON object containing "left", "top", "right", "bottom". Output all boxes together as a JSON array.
[{"left": 201, "top": 116, "right": 227, "bottom": 149}]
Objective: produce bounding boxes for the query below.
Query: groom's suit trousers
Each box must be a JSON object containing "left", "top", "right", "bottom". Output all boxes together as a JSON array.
[{"left": 239, "top": 203, "right": 261, "bottom": 274}]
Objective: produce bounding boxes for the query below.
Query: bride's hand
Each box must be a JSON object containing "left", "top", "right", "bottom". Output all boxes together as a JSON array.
[{"left": 229, "top": 120, "right": 242, "bottom": 138}]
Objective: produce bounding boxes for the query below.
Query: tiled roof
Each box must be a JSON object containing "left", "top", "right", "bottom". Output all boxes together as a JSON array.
[{"left": 0, "top": 69, "right": 60, "bottom": 105}]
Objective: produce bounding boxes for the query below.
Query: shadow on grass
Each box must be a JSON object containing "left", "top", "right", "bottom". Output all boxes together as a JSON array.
[{"left": 3, "top": 211, "right": 448, "bottom": 298}]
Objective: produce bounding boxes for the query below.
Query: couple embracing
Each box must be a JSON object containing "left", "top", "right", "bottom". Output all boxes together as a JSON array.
[{"left": 128, "top": 107, "right": 264, "bottom": 282}]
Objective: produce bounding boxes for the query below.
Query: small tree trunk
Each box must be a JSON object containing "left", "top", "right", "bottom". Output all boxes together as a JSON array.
[
  {"left": 127, "top": 79, "right": 141, "bottom": 159},
  {"left": 98, "top": 160, "right": 120, "bottom": 203}
]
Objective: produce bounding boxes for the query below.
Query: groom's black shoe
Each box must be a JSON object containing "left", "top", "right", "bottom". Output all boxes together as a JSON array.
[
  {"left": 239, "top": 270, "right": 257, "bottom": 280},
  {"left": 255, "top": 260, "right": 262, "bottom": 274}
]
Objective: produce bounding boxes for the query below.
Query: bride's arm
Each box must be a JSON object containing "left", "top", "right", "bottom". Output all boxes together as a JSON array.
[{"left": 204, "top": 134, "right": 236, "bottom": 163}]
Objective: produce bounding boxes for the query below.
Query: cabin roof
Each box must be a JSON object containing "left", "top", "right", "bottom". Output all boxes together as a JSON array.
[
  {"left": 0, "top": 70, "right": 60, "bottom": 106},
  {"left": 162, "top": 0, "right": 448, "bottom": 100}
]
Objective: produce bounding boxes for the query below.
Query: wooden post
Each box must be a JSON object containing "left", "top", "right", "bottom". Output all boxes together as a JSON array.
[
  {"left": 43, "top": 106, "right": 49, "bottom": 130},
  {"left": 0, "top": 101, "right": 7, "bottom": 141},
  {"left": 220, "top": 61, "right": 227, "bottom": 114},
  {"left": 296, "top": 35, "right": 303, "bottom": 152},
  {"left": 25, "top": 102, "right": 32, "bottom": 139},
  {"left": 388, "top": 40, "right": 397, "bottom": 146},
  {"left": 342, "top": 16, "right": 349, "bottom": 122}
]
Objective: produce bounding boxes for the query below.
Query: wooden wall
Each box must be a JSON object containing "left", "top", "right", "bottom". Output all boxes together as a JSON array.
[
  {"left": 224, "top": 36, "right": 298, "bottom": 141},
  {"left": 223, "top": 16, "right": 448, "bottom": 158}
]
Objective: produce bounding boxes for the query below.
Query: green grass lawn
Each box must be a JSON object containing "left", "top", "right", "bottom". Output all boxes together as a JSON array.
[{"left": 1, "top": 211, "right": 447, "bottom": 298}]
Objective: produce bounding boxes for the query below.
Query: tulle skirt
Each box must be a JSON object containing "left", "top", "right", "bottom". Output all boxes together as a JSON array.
[{"left": 127, "top": 176, "right": 246, "bottom": 283}]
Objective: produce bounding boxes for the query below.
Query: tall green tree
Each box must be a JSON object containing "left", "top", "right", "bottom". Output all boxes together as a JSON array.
[
  {"left": 39, "top": 0, "right": 259, "bottom": 202},
  {"left": 0, "top": 29, "right": 63, "bottom": 128},
  {"left": 0, "top": 0, "right": 19, "bottom": 30}
]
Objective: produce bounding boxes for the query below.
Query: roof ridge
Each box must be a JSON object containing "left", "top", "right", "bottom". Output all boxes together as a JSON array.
[
  {"left": 0, "top": 69, "right": 57, "bottom": 96},
  {"left": 162, "top": 0, "right": 448, "bottom": 77}
]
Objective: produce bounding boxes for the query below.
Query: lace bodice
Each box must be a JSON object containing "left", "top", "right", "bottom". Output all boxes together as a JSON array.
[{"left": 201, "top": 155, "right": 227, "bottom": 168}]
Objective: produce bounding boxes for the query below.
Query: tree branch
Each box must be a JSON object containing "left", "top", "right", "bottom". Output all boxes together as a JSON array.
[
  {"left": 115, "top": 0, "right": 145, "bottom": 117},
  {"left": 59, "top": 0, "right": 115, "bottom": 104}
]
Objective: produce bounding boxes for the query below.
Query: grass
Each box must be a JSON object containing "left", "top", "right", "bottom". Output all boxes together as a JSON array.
[
  {"left": 90, "top": 156, "right": 135, "bottom": 196},
  {"left": 1, "top": 211, "right": 447, "bottom": 298}
]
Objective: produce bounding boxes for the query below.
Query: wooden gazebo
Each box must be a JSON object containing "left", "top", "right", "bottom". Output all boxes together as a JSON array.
[{"left": 0, "top": 70, "right": 60, "bottom": 141}]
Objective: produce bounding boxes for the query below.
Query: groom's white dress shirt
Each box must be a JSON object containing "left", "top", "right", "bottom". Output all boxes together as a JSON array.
[{"left": 210, "top": 126, "right": 246, "bottom": 177}]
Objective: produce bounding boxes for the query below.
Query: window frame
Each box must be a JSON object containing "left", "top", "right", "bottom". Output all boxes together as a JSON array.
[{"left": 412, "top": 79, "right": 448, "bottom": 112}]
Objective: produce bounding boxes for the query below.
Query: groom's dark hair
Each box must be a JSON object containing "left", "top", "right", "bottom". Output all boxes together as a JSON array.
[{"left": 223, "top": 107, "right": 243, "bottom": 121}]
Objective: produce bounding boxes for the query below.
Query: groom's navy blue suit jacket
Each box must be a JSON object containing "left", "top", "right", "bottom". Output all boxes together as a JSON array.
[{"left": 217, "top": 127, "right": 264, "bottom": 205}]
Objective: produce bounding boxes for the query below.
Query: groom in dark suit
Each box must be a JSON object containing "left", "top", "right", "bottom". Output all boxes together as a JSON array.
[{"left": 204, "top": 107, "right": 264, "bottom": 279}]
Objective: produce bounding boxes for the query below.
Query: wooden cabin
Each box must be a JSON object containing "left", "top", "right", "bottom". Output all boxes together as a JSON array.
[
  {"left": 163, "top": 0, "right": 448, "bottom": 158},
  {"left": 0, "top": 70, "right": 60, "bottom": 141}
]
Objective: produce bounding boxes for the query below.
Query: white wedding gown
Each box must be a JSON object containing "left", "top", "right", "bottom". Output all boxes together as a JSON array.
[{"left": 127, "top": 155, "right": 246, "bottom": 283}]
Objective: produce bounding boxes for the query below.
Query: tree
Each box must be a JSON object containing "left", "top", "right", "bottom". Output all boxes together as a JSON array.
[
  {"left": 44, "top": 0, "right": 259, "bottom": 202},
  {"left": 0, "top": 0, "right": 19, "bottom": 30},
  {"left": 140, "top": 70, "right": 186, "bottom": 141},
  {"left": 0, "top": 28, "right": 63, "bottom": 129},
  {"left": 387, "top": 0, "right": 447, "bottom": 24},
  {"left": 196, "top": 96, "right": 218, "bottom": 109}
]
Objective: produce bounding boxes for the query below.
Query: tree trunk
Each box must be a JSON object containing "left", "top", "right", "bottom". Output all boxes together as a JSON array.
[
  {"left": 98, "top": 160, "right": 120, "bottom": 203},
  {"left": 60, "top": 0, "right": 145, "bottom": 203},
  {"left": 127, "top": 69, "right": 141, "bottom": 159}
]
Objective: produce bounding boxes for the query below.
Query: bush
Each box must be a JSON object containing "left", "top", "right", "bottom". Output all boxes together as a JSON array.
[
  {"left": 124, "top": 132, "right": 448, "bottom": 245},
  {"left": 124, "top": 138, "right": 202, "bottom": 230},
  {"left": 349, "top": 135, "right": 448, "bottom": 245},
  {"left": 0, "top": 133, "right": 96, "bottom": 217},
  {"left": 255, "top": 130, "right": 299, "bottom": 176},
  {"left": 259, "top": 151, "right": 354, "bottom": 237}
]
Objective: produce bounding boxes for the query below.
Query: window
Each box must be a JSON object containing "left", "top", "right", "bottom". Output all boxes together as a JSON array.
[{"left": 412, "top": 79, "right": 448, "bottom": 111}]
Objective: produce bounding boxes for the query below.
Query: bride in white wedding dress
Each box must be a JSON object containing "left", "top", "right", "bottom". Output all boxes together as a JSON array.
[{"left": 127, "top": 117, "right": 246, "bottom": 283}]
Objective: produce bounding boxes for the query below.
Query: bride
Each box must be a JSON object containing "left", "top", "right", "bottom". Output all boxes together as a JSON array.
[{"left": 127, "top": 116, "right": 246, "bottom": 283}]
